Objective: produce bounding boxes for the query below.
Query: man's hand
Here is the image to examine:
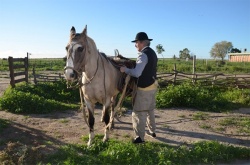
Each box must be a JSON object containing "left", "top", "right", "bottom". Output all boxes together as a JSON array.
[{"left": 120, "top": 66, "right": 126, "bottom": 73}]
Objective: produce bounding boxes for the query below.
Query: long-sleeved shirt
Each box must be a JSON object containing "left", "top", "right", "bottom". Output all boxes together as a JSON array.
[{"left": 124, "top": 47, "right": 148, "bottom": 78}]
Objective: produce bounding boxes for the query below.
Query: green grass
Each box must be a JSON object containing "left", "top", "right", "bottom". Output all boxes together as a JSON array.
[
  {"left": 1, "top": 58, "right": 250, "bottom": 74},
  {"left": 0, "top": 118, "right": 9, "bottom": 132},
  {"left": 0, "top": 58, "right": 65, "bottom": 71},
  {"left": 1, "top": 80, "right": 250, "bottom": 114},
  {"left": 38, "top": 136, "right": 250, "bottom": 165},
  {"left": 192, "top": 112, "right": 209, "bottom": 120},
  {"left": 59, "top": 118, "right": 70, "bottom": 123},
  {"left": 219, "top": 117, "right": 250, "bottom": 134},
  {"left": 156, "top": 82, "right": 250, "bottom": 112},
  {"left": 4, "top": 137, "right": 249, "bottom": 165},
  {"left": 157, "top": 58, "right": 250, "bottom": 73},
  {"left": 0, "top": 80, "right": 79, "bottom": 113},
  {"left": 200, "top": 124, "right": 211, "bottom": 129}
]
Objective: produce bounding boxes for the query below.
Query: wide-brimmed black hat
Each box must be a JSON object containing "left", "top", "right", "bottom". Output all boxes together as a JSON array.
[{"left": 131, "top": 32, "right": 153, "bottom": 42}]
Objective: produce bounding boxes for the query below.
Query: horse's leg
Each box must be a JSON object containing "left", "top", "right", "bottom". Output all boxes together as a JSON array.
[
  {"left": 102, "top": 99, "right": 112, "bottom": 142},
  {"left": 109, "top": 95, "right": 117, "bottom": 129},
  {"left": 85, "top": 100, "right": 95, "bottom": 147}
]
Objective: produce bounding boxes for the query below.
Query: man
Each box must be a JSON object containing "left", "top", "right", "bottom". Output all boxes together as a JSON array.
[{"left": 120, "top": 32, "right": 158, "bottom": 143}]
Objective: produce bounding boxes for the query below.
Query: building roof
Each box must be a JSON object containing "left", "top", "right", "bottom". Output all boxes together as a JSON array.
[{"left": 228, "top": 52, "right": 250, "bottom": 56}]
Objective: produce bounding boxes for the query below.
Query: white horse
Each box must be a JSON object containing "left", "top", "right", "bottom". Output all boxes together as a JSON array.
[{"left": 64, "top": 26, "right": 123, "bottom": 146}]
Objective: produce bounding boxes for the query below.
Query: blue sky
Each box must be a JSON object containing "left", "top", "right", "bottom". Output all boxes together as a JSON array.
[{"left": 0, "top": 0, "right": 249, "bottom": 59}]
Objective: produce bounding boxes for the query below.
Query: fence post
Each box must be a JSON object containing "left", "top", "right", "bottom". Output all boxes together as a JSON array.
[
  {"left": 234, "top": 74, "right": 237, "bottom": 88},
  {"left": 8, "top": 56, "right": 15, "bottom": 87},
  {"left": 192, "top": 55, "right": 196, "bottom": 83},
  {"left": 212, "top": 75, "right": 217, "bottom": 87},
  {"left": 33, "top": 66, "right": 37, "bottom": 84},
  {"left": 174, "top": 63, "right": 177, "bottom": 84},
  {"left": 24, "top": 57, "right": 28, "bottom": 83}
]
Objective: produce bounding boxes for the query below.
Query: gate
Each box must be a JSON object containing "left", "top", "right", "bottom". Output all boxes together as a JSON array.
[{"left": 8, "top": 56, "right": 28, "bottom": 87}]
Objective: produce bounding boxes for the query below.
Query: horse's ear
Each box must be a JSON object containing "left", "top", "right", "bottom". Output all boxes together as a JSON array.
[
  {"left": 82, "top": 25, "right": 87, "bottom": 35},
  {"left": 70, "top": 26, "right": 76, "bottom": 37}
]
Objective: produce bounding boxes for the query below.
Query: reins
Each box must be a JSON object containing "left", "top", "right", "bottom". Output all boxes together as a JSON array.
[{"left": 64, "top": 47, "right": 100, "bottom": 89}]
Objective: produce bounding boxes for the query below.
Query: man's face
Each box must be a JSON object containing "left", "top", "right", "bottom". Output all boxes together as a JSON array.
[{"left": 135, "top": 41, "right": 143, "bottom": 51}]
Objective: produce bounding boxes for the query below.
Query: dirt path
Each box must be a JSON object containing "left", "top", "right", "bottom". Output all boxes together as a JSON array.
[{"left": 0, "top": 107, "right": 249, "bottom": 149}]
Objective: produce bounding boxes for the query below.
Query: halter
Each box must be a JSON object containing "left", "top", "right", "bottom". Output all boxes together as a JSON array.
[{"left": 64, "top": 40, "right": 100, "bottom": 89}]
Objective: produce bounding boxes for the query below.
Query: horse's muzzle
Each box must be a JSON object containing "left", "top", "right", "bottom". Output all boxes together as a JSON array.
[
  {"left": 70, "top": 70, "right": 78, "bottom": 79},
  {"left": 64, "top": 66, "right": 78, "bottom": 81}
]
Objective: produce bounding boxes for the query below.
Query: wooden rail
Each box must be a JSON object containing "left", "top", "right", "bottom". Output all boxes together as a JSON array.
[
  {"left": 157, "top": 70, "right": 250, "bottom": 88},
  {"left": 32, "top": 67, "right": 63, "bottom": 84}
]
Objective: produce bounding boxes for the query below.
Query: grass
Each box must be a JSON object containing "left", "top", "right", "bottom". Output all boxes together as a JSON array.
[
  {"left": 178, "top": 114, "right": 186, "bottom": 118},
  {"left": 59, "top": 118, "right": 70, "bottom": 123},
  {"left": 37, "top": 136, "right": 250, "bottom": 165},
  {"left": 0, "top": 118, "right": 9, "bottom": 132},
  {"left": 199, "top": 124, "right": 211, "bottom": 129},
  {"left": 3, "top": 136, "right": 246, "bottom": 164},
  {"left": 192, "top": 112, "right": 209, "bottom": 120},
  {"left": 193, "top": 115, "right": 250, "bottom": 136},
  {"left": 1, "top": 58, "right": 250, "bottom": 74},
  {"left": 219, "top": 117, "right": 250, "bottom": 135}
]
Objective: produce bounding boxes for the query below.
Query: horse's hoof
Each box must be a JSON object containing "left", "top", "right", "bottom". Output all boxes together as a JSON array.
[
  {"left": 101, "top": 116, "right": 104, "bottom": 122},
  {"left": 111, "top": 123, "right": 115, "bottom": 129},
  {"left": 102, "top": 137, "right": 109, "bottom": 142},
  {"left": 108, "top": 125, "right": 114, "bottom": 130}
]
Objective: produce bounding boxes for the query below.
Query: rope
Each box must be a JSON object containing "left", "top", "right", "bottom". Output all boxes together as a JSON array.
[
  {"left": 79, "top": 87, "right": 90, "bottom": 128},
  {"left": 105, "top": 75, "right": 131, "bottom": 129},
  {"left": 100, "top": 53, "right": 107, "bottom": 109}
]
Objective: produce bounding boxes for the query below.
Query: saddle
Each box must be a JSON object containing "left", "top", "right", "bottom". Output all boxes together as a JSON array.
[{"left": 106, "top": 54, "right": 136, "bottom": 95}]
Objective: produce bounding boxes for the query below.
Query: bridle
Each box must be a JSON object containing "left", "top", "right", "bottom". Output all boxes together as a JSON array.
[{"left": 64, "top": 40, "right": 100, "bottom": 89}]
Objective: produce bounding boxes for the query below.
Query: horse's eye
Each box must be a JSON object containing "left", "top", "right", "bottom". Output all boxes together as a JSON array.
[{"left": 77, "top": 47, "right": 84, "bottom": 52}]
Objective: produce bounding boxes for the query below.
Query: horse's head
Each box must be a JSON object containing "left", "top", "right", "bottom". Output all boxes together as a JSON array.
[{"left": 64, "top": 25, "right": 88, "bottom": 82}]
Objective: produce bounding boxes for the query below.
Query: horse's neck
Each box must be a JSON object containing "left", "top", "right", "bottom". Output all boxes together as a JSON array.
[
  {"left": 83, "top": 37, "right": 119, "bottom": 81},
  {"left": 84, "top": 50, "right": 99, "bottom": 76}
]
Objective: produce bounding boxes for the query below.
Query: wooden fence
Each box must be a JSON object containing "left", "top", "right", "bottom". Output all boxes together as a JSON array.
[
  {"left": 7, "top": 56, "right": 250, "bottom": 89},
  {"left": 32, "top": 67, "right": 63, "bottom": 84},
  {"left": 32, "top": 69, "right": 250, "bottom": 89},
  {"left": 8, "top": 56, "right": 28, "bottom": 87},
  {"left": 157, "top": 70, "right": 250, "bottom": 89}
]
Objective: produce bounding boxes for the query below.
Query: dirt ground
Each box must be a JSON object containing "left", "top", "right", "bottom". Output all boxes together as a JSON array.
[
  {"left": 0, "top": 107, "right": 250, "bottom": 148},
  {"left": 1, "top": 78, "right": 250, "bottom": 164}
]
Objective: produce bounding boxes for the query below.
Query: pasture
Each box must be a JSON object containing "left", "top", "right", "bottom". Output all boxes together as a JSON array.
[
  {"left": 0, "top": 58, "right": 250, "bottom": 164},
  {"left": 1, "top": 57, "right": 250, "bottom": 73}
]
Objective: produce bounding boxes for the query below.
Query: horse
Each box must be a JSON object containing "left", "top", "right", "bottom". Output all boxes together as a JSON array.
[{"left": 64, "top": 25, "right": 126, "bottom": 146}]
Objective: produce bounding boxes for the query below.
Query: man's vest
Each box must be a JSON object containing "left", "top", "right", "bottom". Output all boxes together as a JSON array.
[{"left": 137, "top": 47, "right": 158, "bottom": 88}]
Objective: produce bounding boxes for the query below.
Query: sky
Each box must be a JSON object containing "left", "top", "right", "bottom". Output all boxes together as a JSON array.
[{"left": 0, "top": 0, "right": 250, "bottom": 59}]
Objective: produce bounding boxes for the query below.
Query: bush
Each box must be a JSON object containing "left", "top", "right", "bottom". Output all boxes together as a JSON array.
[
  {"left": 12, "top": 80, "right": 80, "bottom": 103},
  {"left": 156, "top": 82, "right": 250, "bottom": 112},
  {"left": 0, "top": 80, "right": 79, "bottom": 114},
  {"left": 1, "top": 80, "right": 250, "bottom": 114}
]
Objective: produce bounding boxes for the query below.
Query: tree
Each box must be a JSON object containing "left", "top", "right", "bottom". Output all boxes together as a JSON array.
[
  {"left": 230, "top": 48, "right": 241, "bottom": 53},
  {"left": 156, "top": 44, "right": 165, "bottom": 59},
  {"left": 210, "top": 41, "right": 233, "bottom": 61},
  {"left": 179, "top": 48, "right": 190, "bottom": 59}
]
